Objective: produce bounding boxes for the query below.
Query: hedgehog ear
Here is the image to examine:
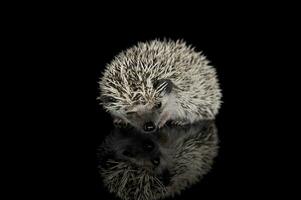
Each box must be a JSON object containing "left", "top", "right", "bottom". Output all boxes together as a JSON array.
[{"left": 153, "top": 79, "right": 174, "bottom": 95}]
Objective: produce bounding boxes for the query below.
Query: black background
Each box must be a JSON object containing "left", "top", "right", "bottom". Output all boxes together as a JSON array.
[{"left": 15, "top": 5, "right": 298, "bottom": 199}]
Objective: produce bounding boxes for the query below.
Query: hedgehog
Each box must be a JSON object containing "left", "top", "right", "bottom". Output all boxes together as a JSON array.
[
  {"left": 97, "top": 120, "right": 219, "bottom": 200},
  {"left": 99, "top": 39, "right": 222, "bottom": 133}
]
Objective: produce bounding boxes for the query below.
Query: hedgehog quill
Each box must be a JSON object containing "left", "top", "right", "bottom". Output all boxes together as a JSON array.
[{"left": 99, "top": 39, "right": 222, "bottom": 133}]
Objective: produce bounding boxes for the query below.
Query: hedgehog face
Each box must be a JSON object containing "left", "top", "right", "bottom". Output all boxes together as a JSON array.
[{"left": 122, "top": 79, "right": 176, "bottom": 133}]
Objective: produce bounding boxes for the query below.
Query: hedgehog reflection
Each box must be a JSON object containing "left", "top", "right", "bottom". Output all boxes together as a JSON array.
[{"left": 98, "top": 121, "right": 219, "bottom": 200}]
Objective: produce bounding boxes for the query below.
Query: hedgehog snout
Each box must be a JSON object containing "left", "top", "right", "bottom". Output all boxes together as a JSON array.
[{"left": 143, "top": 121, "right": 157, "bottom": 132}]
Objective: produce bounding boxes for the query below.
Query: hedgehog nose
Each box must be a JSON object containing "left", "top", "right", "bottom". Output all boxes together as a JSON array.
[{"left": 143, "top": 122, "right": 156, "bottom": 132}]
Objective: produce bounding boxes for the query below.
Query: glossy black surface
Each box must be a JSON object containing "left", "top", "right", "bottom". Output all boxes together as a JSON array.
[{"left": 97, "top": 121, "right": 218, "bottom": 200}]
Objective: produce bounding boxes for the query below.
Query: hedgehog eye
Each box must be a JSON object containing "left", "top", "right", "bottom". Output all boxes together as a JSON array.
[{"left": 154, "top": 102, "right": 162, "bottom": 109}]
